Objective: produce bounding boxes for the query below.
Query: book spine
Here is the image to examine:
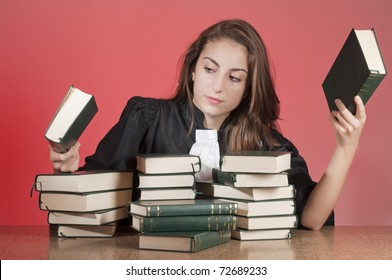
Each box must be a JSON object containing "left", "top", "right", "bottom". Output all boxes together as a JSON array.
[
  {"left": 191, "top": 230, "right": 232, "bottom": 252},
  {"left": 212, "top": 169, "right": 236, "bottom": 187},
  {"left": 142, "top": 202, "right": 238, "bottom": 217},
  {"left": 61, "top": 96, "right": 98, "bottom": 151},
  {"left": 137, "top": 215, "right": 237, "bottom": 232}
]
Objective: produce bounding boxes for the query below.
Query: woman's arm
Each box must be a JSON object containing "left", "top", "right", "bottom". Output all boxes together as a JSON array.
[{"left": 301, "top": 96, "right": 367, "bottom": 230}]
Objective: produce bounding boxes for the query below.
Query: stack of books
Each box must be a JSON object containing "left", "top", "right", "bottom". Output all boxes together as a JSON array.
[
  {"left": 130, "top": 153, "right": 238, "bottom": 252},
  {"left": 130, "top": 198, "right": 238, "bottom": 252},
  {"left": 136, "top": 154, "right": 201, "bottom": 201},
  {"left": 33, "top": 170, "right": 133, "bottom": 238},
  {"left": 196, "top": 151, "right": 297, "bottom": 241}
]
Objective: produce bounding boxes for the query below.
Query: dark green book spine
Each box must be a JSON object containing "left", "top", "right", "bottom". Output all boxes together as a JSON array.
[
  {"left": 61, "top": 96, "right": 98, "bottom": 150},
  {"left": 191, "top": 230, "right": 232, "bottom": 252},
  {"left": 347, "top": 72, "right": 385, "bottom": 113},
  {"left": 143, "top": 202, "right": 238, "bottom": 217},
  {"left": 212, "top": 168, "right": 236, "bottom": 187},
  {"left": 137, "top": 215, "right": 237, "bottom": 232}
]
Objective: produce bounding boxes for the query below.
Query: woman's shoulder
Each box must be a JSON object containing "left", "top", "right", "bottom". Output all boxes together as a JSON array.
[
  {"left": 269, "top": 129, "right": 300, "bottom": 155},
  {"left": 123, "top": 96, "right": 178, "bottom": 116}
]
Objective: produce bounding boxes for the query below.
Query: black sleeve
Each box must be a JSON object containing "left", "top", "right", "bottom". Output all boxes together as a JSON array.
[
  {"left": 270, "top": 131, "right": 334, "bottom": 227},
  {"left": 80, "top": 96, "right": 160, "bottom": 171}
]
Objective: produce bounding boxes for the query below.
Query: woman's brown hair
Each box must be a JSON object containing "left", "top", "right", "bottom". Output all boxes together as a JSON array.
[{"left": 172, "top": 19, "right": 280, "bottom": 151}]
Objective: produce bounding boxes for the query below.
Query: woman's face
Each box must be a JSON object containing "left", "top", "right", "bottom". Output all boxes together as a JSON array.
[{"left": 192, "top": 38, "right": 248, "bottom": 129}]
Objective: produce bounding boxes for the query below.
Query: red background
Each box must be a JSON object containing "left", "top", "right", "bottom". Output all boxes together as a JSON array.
[{"left": 1, "top": 0, "right": 391, "bottom": 226}]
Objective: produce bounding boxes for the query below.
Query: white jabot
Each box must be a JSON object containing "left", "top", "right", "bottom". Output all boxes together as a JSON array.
[{"left": 189, "top": 129, "right": 220, "bottom": 182}]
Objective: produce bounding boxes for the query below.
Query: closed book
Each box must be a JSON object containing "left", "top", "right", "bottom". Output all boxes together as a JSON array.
[
  {"left": 220, "top": 151, "right": 291, "bottom": 173},
  {"left": 138, "top": 230, "right": 231, "bottom": 252},
  {"left": 39, "top": 189, "right": 132, "bottom": 212},
  {"left": 221, "top": 199, "right": 295, "bottom": 217},
  {"left": 45, "top": 85, "right": 98, "bottom": 153},
  {"left": 231, "top": 228, "right": 292, "bottom": 241},
  {"left": 196, "top": 182, "right": 295, "bottom": 201},
  {"left": 213, "top": 169, "right": 289, "bottom": 187},
  {"left": 47, "top": 207, "right": 129, "bottom": 225},
  {"left": 137, "top": 173, "right": 195, "bottom": 188},
  {"left": 34, "top": 170, "right": 133, "bottom": 193},
  {"left": 132, "top": 215, "right": 237, "bottom": 232},
  {"left": 139, "top": 187, "right": 196, "bottom": 201},
  {"left": 130, "top": 199, "right": 238, "bottom": 217},
  {"left": 236, "top": 215, "right": 298, "bottom": 230},
  {"left": 136, "top": 153, "right": 201, "bottom": 174},
  {"left": 322, "top": 28, "right": 387, "bottom": 114},
  {"left": 50, "top": 223, "right": 117, "bottom": 238}
]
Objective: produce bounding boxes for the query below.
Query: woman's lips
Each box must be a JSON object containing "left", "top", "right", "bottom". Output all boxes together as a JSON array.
[{"left": 206, "top": 96, "right": 223, "bottom": 104}]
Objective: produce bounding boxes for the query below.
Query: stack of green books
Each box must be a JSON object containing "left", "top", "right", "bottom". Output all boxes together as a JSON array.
[
  {"left": 33, "top": 170, "right": 133, "bottom": 238},
  {"left": 130, "top": 198, "right": 237, "bottom": 252},
  {"left": 196, "top": 151, "right": 297, "bottom": 241}
]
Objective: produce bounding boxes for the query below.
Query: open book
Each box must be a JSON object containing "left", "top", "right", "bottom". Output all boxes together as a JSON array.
[{"left": 45, "top": 85, "right": 98, "bottom": 152}]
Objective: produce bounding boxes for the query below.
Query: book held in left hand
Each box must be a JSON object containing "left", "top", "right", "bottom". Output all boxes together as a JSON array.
[{"left": 45, "top": 85, "right": 98, "bottom": 153}]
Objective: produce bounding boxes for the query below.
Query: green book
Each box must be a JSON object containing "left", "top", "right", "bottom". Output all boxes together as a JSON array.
[
  {"left": 130, "top": 199, "right": 238, "bottom": 217},
  {"left": 220, "top": 151, "right": 291, "bottom": 173},
  {"left": 322, "top": 28, "right": 387, "bottom": 114},
  {"left": 138, "top": 230, "right": 232, "bottom": 252},
  {"left": 132, "top": 214, "right": 237, "bottom": 232},
  {"left": 45, "top": 85, "right": 98, "bottom": 153},
  {"left": 136, "top": 153, "right": 201, "bottom": 174},
  {"left": 212, "top": 168, "right": 289, "bottom": 187}
]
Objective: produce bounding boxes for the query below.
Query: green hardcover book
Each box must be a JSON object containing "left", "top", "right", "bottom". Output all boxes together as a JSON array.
[
  {"left": 136, "top": 153, "right": 201, "bottom": 174},
  {"left": 212, "top": 168, "right": 289, "bottom": 187},
  {"left": 138, "top": 230, "right": 232, "bottom": 252},
  {"left": 220, "top": 151, "right": 291, "bottom": 173},
  {"left": 322, "top": 28, "right": 387, "bottom": 114},
  {"left": 45, "top": 85, "right": 98, "bottom": 153},
  {"left": 130, "top": 199, "right": 238, "bottom": 217},
  {"left": 132, "top": 215, "right": 237, "bottom": 232}
]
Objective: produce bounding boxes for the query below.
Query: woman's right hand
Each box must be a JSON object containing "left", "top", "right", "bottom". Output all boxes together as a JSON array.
[{"left": 49, "top": 142, "right": 81, "bottom": 173}]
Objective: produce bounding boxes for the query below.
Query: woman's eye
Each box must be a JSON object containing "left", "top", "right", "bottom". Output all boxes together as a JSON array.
[
  {"left": 204, "top": 67, "right": 215, "bottom": 73},
  {"left": 230, "top": 75, "right": 241, "bottom": 82}
]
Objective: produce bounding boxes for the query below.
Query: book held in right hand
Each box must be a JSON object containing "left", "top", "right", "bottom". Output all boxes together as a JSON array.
[
  {"left": 45, "top": 85, "right": 98, "bottom": 153},
  {"left": 322, "top": 28, "right": 387, "bottom": 114}
]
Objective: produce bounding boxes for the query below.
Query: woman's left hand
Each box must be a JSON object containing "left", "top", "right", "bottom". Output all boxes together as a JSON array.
[{"left": 329, "top": 95, "right": 367, "bottom": 151}]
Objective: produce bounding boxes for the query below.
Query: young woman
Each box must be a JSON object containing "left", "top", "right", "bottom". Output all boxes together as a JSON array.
[{"left": 49, "top": 19, "right": 366, "bottom": 230}]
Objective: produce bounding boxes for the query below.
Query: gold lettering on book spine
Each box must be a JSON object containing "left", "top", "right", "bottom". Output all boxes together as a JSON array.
[
  {"left": 211, "top": 205, "right": 214, "bottom": 215},
  {"left": 156, "top": 206, "right": 160, "bottom": 217},
  {"left": 208, "top": 217, "right": 211, "bottom": 230},
  {"left": 147, "top": 206, "right": 151, "bottom": 216}
]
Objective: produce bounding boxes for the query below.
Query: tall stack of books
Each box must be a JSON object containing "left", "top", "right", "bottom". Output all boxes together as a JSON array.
[
  {"left": 196, "top": 151, "right": 297, "bottom": 241},
  {"left": 130, "top": 153, "right": 238, "bottom": 252},
  {"left": 33, "top": 170, "right": 133, "bottom": 238}
]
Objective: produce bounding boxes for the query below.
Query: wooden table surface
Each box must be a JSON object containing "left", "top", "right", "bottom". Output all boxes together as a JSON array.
[{"left": 1, "top": 226, "right": 392, "bottom": 260}]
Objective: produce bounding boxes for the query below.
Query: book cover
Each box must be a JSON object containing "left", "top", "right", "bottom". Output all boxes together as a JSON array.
[
  {"left": 138, "top": 230, "right": 231, "bottom": 252},
  {"left": 322, "top": 28, "right": 387, "bottom": 114},
  {"left": 130, "top": 199, "right": 238, "bottom": 217},
  {"left": 236, "top": 214, "right": 298, "bottom": 230},
  {"left": 213, "top": 168, "right": 289, "bottom": 187},
  {"left": 220, "top": 151, "right": 291, "bottom": 173},
  {"left": 39, "top": 189, "right": 132, "bottom": 212},
  {"left": 47, "top": 206, "right": 129, "bottom": 225},
  {"left": 45, "top": 85, "right": 98, "bottom": 153},
  {"left": 136, "top": 153, "right": 201, "bottom": 174},
  {"left": 132, "top": 214, "right": 237, "bottom": 232},
  {"left": 196, "top": 182, "right": 296, "bottom": 201},
  {"left": 34, "top": 170, "right": 133, "bottom": 193},
  {"left": 231, "top": 228, "right": 292, "bottom": 241}
]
